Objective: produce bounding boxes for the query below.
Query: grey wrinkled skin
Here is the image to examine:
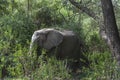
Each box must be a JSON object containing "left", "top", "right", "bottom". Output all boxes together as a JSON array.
[{"left": 29, "top": 28, "right": 87, "bottom": 70}]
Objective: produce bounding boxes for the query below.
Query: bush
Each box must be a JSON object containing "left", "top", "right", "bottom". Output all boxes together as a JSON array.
[
  {"left": 0, "top": 12, "right": 37, "bottom": 78},
  {"left": 81, "top": 51, "right": 120, "bottom": 80},
  {"left": 30, "top": 57, "right": 71, "bottom": 80}
]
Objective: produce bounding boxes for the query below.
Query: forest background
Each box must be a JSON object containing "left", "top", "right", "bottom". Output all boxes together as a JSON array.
[{"left": 0, "top": 0, "right": 120, "bottom": 80}]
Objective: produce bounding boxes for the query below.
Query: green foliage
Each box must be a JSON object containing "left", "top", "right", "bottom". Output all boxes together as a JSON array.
[
  {"left": 81, "top": 51, "right": 120, "bottom": 80},
  {"left": 87, "top": 32, "right": 109, "bottom": 52},
  {"left": 31, "top": 57, "right": 71, "bottom": 80},
  {"left": 0, "top": 0, "right": 120, "bottom": 79},
  {"left": 0, "top": 25, "right": 30, "bottom": 77},
  {"left": 0, "top": 7, "right": 37, "bottom": 78}
]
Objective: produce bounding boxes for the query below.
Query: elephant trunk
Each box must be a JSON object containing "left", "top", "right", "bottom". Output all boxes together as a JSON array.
[
  {"left": 29, "top": 41, "right": 34, "bottom": 56},
  {"left": 29, "top": 38, "right": 38, "bottom": 56}
]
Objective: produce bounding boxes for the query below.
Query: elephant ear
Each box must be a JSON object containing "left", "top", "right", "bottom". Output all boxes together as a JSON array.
[{"left": 43, "top": 30, "right": 63, "bottom": 50}]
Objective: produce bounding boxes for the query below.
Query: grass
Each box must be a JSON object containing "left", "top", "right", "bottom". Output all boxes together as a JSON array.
[{"left": 2, "top": 51, "right": 120, "bottom": 80}]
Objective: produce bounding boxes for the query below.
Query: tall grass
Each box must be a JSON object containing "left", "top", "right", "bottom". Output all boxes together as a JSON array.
[
  {"left": 30, "top": 57, "right": 71, "bottom": 80},
  {"left": 81, "top": 51, "right": 120, "bottom": 80},
  {"left": 23, "top": 50, "right": 120, "bottom": 80}
]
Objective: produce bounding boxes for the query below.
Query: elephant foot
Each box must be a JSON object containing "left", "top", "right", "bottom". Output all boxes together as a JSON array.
[{"left": 65, "top": 61, "right": 80, "bottom": 73}]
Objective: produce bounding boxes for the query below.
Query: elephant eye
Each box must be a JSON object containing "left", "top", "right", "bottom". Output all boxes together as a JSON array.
[{"left": 36, "top": 33, "right": 40, "bottom": 36}]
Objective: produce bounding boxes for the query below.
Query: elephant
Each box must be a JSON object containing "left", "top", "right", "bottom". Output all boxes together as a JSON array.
[{"left": 29, "top": 28, "right": 88, "bottom": 70}]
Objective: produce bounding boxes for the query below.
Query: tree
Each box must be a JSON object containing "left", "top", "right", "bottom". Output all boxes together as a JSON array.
[
  {"left": 69, "top": 0, "right": 120, "bottom": 66},
  {"left": 100, "top": 0, "right": 120, "bottom": 66}
]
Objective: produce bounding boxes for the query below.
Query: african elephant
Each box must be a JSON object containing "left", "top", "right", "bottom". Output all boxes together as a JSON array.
[{"left": 29, "top": 28, "right": 87, "bottom": 70}]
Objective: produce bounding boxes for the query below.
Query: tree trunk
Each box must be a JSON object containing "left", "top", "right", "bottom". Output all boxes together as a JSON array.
[
  {"left": 69, "top": 0, "right": 120, "bottom": 66},
  {"left": 100, "top": 0, "right": 120, "bottom": 66}
]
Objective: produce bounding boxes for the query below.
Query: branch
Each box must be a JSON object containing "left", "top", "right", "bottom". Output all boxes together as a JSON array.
[
  {"left": 69, "top": 0, "right": 108, "bottom": 43},
  {"left": 69, "top": 0, "right": 99, "bottom": 21}
]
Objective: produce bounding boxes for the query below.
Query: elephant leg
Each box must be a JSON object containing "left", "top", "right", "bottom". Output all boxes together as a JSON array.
[
  {"left": 36, "top": 46, "right": 42, "bottom": 59},
  {"left": 33, "top": 46, "right": 42, "bottom": 69}
]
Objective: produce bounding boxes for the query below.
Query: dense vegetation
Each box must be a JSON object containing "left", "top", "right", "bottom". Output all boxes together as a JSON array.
[{"left": 0, "top": 0, "right": 120, "bottom": 80}]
